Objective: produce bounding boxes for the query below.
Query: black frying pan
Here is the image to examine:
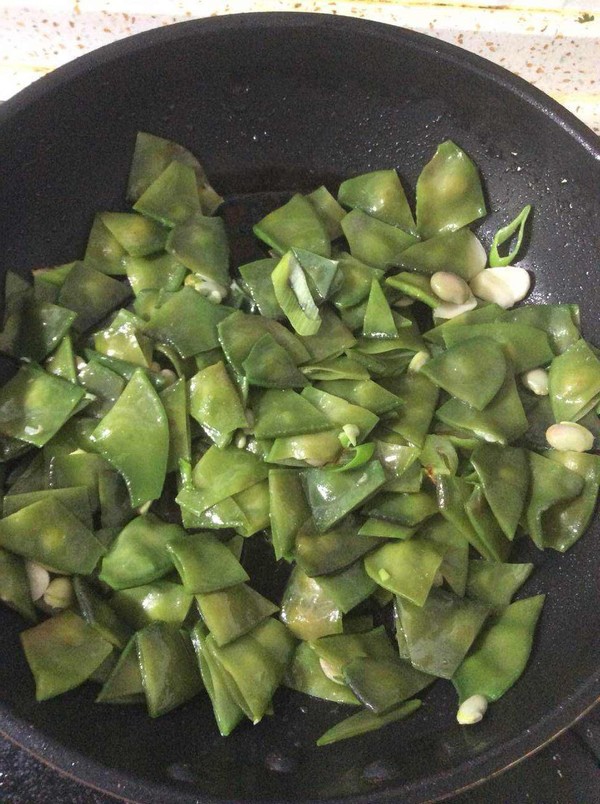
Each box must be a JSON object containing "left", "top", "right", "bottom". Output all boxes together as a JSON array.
[{"left": 0, "top": 13, "right": 599, "bottom": 804}]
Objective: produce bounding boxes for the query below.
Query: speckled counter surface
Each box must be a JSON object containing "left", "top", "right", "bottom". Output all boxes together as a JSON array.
[{"left": 1, "top": 1, "right": 599, "bottom": 133}]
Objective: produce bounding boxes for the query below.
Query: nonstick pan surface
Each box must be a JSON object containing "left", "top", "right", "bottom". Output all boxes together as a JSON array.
[{"left": 0, "top": 12, "right": 599, "bottom": 804}]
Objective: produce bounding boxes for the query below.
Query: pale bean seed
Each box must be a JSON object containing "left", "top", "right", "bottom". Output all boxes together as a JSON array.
[
  {"left": 434, "top": 295, "right": 477, "bottom": 320},
  {"left": 394, "top": 294, "right": 414, "bottom": 307},
  {"left": 521, "top": 368, "right": 549, "bottom": 396},
  {"left": 469, "top": 266, "right": 531, "bottom": 309},
  {"left": 430, "top": 272, "right": 471, "bottom": 305},
  {"left": 43, "top": 577, "right": 74, "bottom": 610},
  {"left": 408, "top": 350, "right": 430, "bottom": 373},
  {"left": 546, "top": 422, "right": 594, "bottom": 452},
  {"left": 457, "top": 694, "right": 488, "bottom": 725},
  {"left": 25, "top": 561, "right": 50, "bottom": 602},
  {"left": 235, "top": 432, "right": 247, "bottom": 449}
]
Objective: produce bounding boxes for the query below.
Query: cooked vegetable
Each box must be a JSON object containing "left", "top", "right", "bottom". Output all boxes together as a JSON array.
[{"left": 0, "top": 132, "right": 595, "bottom": 751}]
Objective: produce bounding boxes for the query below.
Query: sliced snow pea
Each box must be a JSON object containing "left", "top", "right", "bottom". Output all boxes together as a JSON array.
[
  {"left": 73, "top": 576, "right": 133, "bottom": 649},
  {"left": 91, "top": 369, "right": 169, "bottom": 506},
  {"left": 232, "top": 479, "right": 270, "bottom": 537},
  {"left": 338, "top": 169, "right": 417, "bottom": 234},
  {"left": 301, "top": 460, "right": 386, "bottom": 532},
  {"left": 3, "top": 486, "right": 92, "bottom": 528},
  {"left": 419, "top": 435, "right": 458, "bottom": 479},
  {"left": 306, "top": 186, "right": 346, "bottom": 239},
  {"left": 301, "top": 386, "right": 378, "bottom": 441},
  {"left": 84, "top": 350, "right": 168, "bottom": 392},
  {"left": 238, "top": 258, "right": 282, "bottom": 319},
  {"left": 525, "top": 451, "right": 584, "bottom": 549},
  {"left": 93, "top": 309, "right": 152, "bottom": 368},
  {"left": 124, "top": 252, "right": 186, "bottom": 296},
  {"left": 166, "top": 532, "right": 248, "bottom": 594},
  {"left": 78, "top": 362, "right": 125, "bottom": 418},
  {"left": 99, "top": 514, "right": 185, "bottom": 590},
  {"left": 58, "top": 262, "right": 130, "bottom": 332},
  {"left": 399, "top": 588, "right": 490, "bottom": 678},
  {"left": 548, "top": 339, "right": 600, "bottom": 422},
  {"left": 159, "top": 378, "right": 191, "bottom": 472},
  {"left": 45, "top": 335, "right": 77, "bottom": 383},
  {"left": 385, "top": 272, "right": 440, "bottom": 308},
  {"left": 330, "top": 252, "right": 384, "bottom": 310},
  {"left": 316, "top": 699, "right": 422, "bottom": 746},
  {"left": 301, "top": 306, "right": 356, "bottom": 362},
  {"left": 126, "top": 131, "right": 222, "bottom": 214},
  {"left": 0, "top": 295, "right": 76, "bottom": 362},
  {"left": 253, "top": 193, "right": 330, "bottom": 257},
  {"left": 0, "top": 364, "right": 84, "bottom": 447},
  {"left": 96, "top": 635, "right": 144, "bottom": 705},
  {"left": 271, "top": 250, "right": 321, "bottom": 336},
  {"left": 381, "top": 372, "right": 438, "bottom": 448},
  {"left": 242, "top": 334, "right": 308, "bottom": 388},
  {"left": 21, "top": 610, "right": 113, "bottom": 701},
  {"left": 489, "top": 204, "right": 531, "bottom": 267},
  {"left": 284, "top": 641, "right": 359, "bottom": 705},
  {"left": 315, "top": 378, "right": 402, "bottom": 416},
  {"left": 254, "top": 389, "right": 329, "bottom": 439},
  {"left": 133, "top": 161, "right": 201, "bottom": 227},
  {"left": 343, "top": 654, "right": 432, "bottom": 714},
  {"left": 46, "top": 449, "right": 104, "bottom": 511},
  {"left": 111, "top": 580, "right": 192, "bottom": 629},
  {"left": 266, "top": 430, "right": 342, "bottom": 467},
  {"left": 466, "top": 561, "right": 534, "bottom": 610},
  {"left": 419, "top": 515, "right": 469, "bottom": 597},
  {"left": 268, "top": 468, "right": 310, "bottom": 561},
  {"left": 442, "top": 323, "right": 553, "bottom": 374},
  {"left": 362, "top": 280, "right": 399, "bottom": 338},
  {"left": 166, "top": 212, "right": 229, "bottom": 286},
  {"left": 0, "top": 498, "right": 104, "bottom": 574},
  {"left": 364, "top": 537, "right": 444, "bottom": 605},
  {"left": 420, "top": 338, "right": 506, "bottom": 411},
  {"left": 471, "top": 443, "right": 529, "bottom": 540},
  {"left": 190, "top": 622, "right": 245, "bottom": 736},
  {"left": 280, "top": 566, "right": 343, "bottom": 641},
  {"left": 144, "top": 287, "right": 234, "bottom": 358},
  {"left": 542, "top": 450, "right": 600, "bottom": 552},
  {"left": 0, "top": 548, "right": 37, "bottom": 621},
  {"left": 376, "top": 441, "right": 422, "bottom": 489},
  {"left": 196, "top": 583, "right": 278, "bottom": 646},
  {"left": 416, "top": 141, "right": 486, "bottom": 238},
  {"left": 100, "top": 211, "right": 167, "bottom": 257},
  {"left": 341, "top": 209, "right": 418, "bottom": 270},
  {"left": 465, "top": 485, "right": 512, "bottom": 563},
  {"left": 436, "top": 371, "right": 529, "bottom": 445},
  {"left": 366, "top": 490, "right": 438, "bottom": 527},
  {"left": 501, "top": 304, "right": 580, "bottom": 355},
  {"left": 188, "top": 445, "right": 268, "bottom": 512},
  {"left": 189, "top": 361, "right": 247, "bottom": 447},
  {"left": 358, "top": 518, "right": 416, "bottom": 540},
  {"left": 84, "top": 215, "right": 127, "bottom": 275},
  {"left": 290, "top": 249, "right": 340, "bottom": 303},
  {"left": 315, "top": 560, "right": 377, "bottom": 613},
  {"left": 295, "top": 516, "right": 379, "bottom": 576},
  {"left": 136, "top": 622, "right": 203, "bottom": 717},
  {"left": 453, "top": 595, "right": 545, "bottom": 703},
  {"left": 397, "top": 229, "right": 486, "bottom": 281},
  {"left": 423, "top": 302, "right": 504, "bottom": 345}
]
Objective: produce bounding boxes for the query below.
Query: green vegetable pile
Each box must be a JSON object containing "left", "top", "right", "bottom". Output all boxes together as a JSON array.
[{"left": 0, "top": 133, "right": 598, "bottom": 745}]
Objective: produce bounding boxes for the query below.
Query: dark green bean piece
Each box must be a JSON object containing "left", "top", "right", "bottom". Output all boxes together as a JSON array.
[
  {"left": 471, "top": 443, "right": 529, "bottom": 540},
  {"left": 343, "top": 655, "right": 432, "bottom": 714},
  {"left": 281, "top": 566, "right": 343, "bottom": 641},
  {"left": 397, "top": 229, "right": 486, "bottom": 281},
  {"left": 364, "top": 538, "right": 444, "bottom": 605},
  {"left": 3, "top": 486, "right": 92, "bottom": 528},
  {"left": 380, "top": 372, "right": 438, "bottom": 448},
  {"left": 543, "top": 451, "right": 600, "bottom": 552},
  {"left": 0, "top": 295, "right": 76, "bottom": 363},
  {"left": 268, "top": 468, "right": 311, "bottom": 561},
  {"left": 166, "top": 212, "right": 229, "bottom": 286},
  {"left": 315, "top": 378, "right": 402, "bottom": 416},
  {"left": 418, "top": 515, "right": 469, "bottom": 597},
  {"left": 58, "top": 262, "right": 130, "bottom": 332},
  {"left": 466, "top": 561, "right": 534, "bottom": 610},
  {"left": 525, "top": 451, "right": 584, "bottom": 549},
  {"left": 266, "top": 429, "right": 341, "bottom": 467},
  {"left": 238, "top": 258, "right": 282, "bottom": 319},
  {"left": 189, "top": 361, "right": 247, "bottom": 447},
  {"left": 111, "top": 580, "right": 192, "bottom": 630},
  {"left": 284, "top": 641, "right": 359, "bottom": 705},
  {"left": 96, "top": 635, "right": 144, "bottom": 705},
  {"left": 365, "top": 490, "right": 438, "bottom": 527},
  {"left": 0, "top": 548, "right": 37, "bottom": 621},
  {"left": 254, "top": 389, "right": 330, "bottom": 439},
  {"left": 73, "top": 576, "right": 133, "bottom": 649},
  {"left": 301, "top": 385, "right": 378, "bottom": 441},
  {"left": 254, "top": 193, "right": 331, "bottom": 257},
  {"left": 295, "top": 517, "right": 379, "bottom": 576},
  {"left": 341, "top": 209, "right": 417, "bottom": 269},
  {"left": 501, "top": 304, "right": 580, "bottom": 355},
  {"left": 464, "top": 485, "right": 512, "bottom": 563},
  {"left": 100, "top": 211, "right": 167, "bottom": 257},
  {"left": 316, "top": 699, "right": 422, "bottom": 746},
  {"left": 338, "top": 169, "right": 417, "bottom": 234},
  {"left": 196, "top": 583, "right": 278, "bottom": 646},
  {"left": 442, "top": 323, "right": 553, "bottom": 374},
  {"left": 330, "top": 252, "right": 384, "bottom": 310},
  {"left": 548, "top": 338, "right": 600, "bottom": 422},
  {"left": 242, "top": 334, "right": 309, "bottom": 388},
  {"left": 159, "top": 378, "right": 191, "bottom": 473},
  {"left": 133, "top": 161, "right": 201, "bottom": 227},
  {"left": 167, "top": 532, "right": 248, "bottom": 594},
  {"left": 84, "top": 215, "right": 127, "bottom": 275},
  {"left": 306, "top": 186, "right": 346, "bottom": 240}
]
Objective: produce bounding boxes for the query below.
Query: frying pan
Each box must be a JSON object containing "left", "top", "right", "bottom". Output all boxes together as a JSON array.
[{"left": 0, "top": 12, "right": 599, "bottom": 804}]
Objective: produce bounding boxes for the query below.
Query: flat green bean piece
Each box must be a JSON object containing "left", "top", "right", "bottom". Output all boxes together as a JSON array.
[
  {"left": 466, "top": 561, "right": 534, "bottom": 610},
  {"left": 84, "top": 350, "right": 168, "bottom": 392},
  {"left": 133, "top": 161, "right": 201, "bottom": 227},
  {"left": 301, "top": 385, "right": 378, "bottom": 441},
  {"left": 46, "top": 450, "right": 104, "bottom": 511},
  {"left": 301, "top": 460, "right": 386, "bottom": 532},
  {"left": 362, "top": 280, "right": 399, "bottom": 339},
  {"left": 100, "top": 211, "right": 167, "bottom": 257},
  {"left": 0, "top": 548, "right": 37, "bottom": 621},
  {"left": 471, "top": 443, "right": 529, "bottom": 540},
  {"left": 232, "top": 479, "right": 271, "bottom": 536},
  {"left": 310, "top": 627, "right": 396, "bottom": 681},
  {"left": 465, "top": 485, "right": 512, "bottom": 564},
  {"left": 239, "top": 258, "right": 282, "bottom": 319},
  {"left": 254, "top": 193, "right": 331, "bottom": 257},
  {"left": 416, "top": 141, "right": 486, "bottom": 239},
  {"left": 0, "top": 295, "right": 76, "bottom": 363},
  {"left": 419, "top": 435, "right": 458, "bottom": 479},
  {"left": 358, "top": 518, "right": 416, "bottom": 540},
  {"left": 188, "top": 445, "right": 268, "bottom": 512},
  {"left": 364, "top": 538, "right": 444, "bottom": 605},
  {"left": 45, "top": 335, "right": 77, "bottom": 383},
  {"left": 196, "top": 583, "right": 278, "bottom": 646},
  {"left": 0, "top": 498, "right": 104, "bottom": 574},
  {"left": 543, "top": 451, "right": 600, "bottom": 552},
  {"left": 73, "top": 576, "right": 133, "bottom": 649},
  {"left": 266, "top": 430, "right": 342, "bottom": 467},
  {"left": 159, "top": 378, "right": 191, "bottom": 473},
  {"left": 295, "top": 517, "right": 380, "bottom": 576},
  {"left": 421, "top": 338, "right": 506, "bottom": 411},
  {"left": 526, "top": 451, "right": 585, "bottom": 549},
  {"left": 96, "top": 635, "right": 144, "bottom": 705},
  {"left": 397, "top": 229, "right": 486, "bottom": 281},
  {"left": 290, "top": 248, "right": 340, "bottom": 303},
  {"left": 366, "top": 491, "right": 438, "bottom": 527},
  {"left": 78, "top": 362, "right": 125, "bottom": 418},
  {"left": 271, "top": 250, "right": 321, "bottom": 336},
  {"left": 453, "top": 595, "right": 545, "bottom": 703},
  {"left": 316, "top": 699, "right": 422, "bottom": 746},
  {"left": 385, "top": 272, "right": 440, "bottom": 308},
  {"left": 442, "top": 323, "right": 553, "bottom": 375},
  {"left": 331, "top": 252, "right": 384, "bottom": 310},
  {"left": 191, "top": 623, "right": 244, "bottom": 736},
  {"left": 144, "top": 287, "right": 234, "bottom": 359},
  {"left": 111, "top": 580, "right": 192, "bottom": 630},
  {"left": 268, "top": 468, "right": 311, "bottom": 561},
  {"left": 94, "top": 309, "right": 152, "bottom": 368},
  {"left": 3, "top": 486, "right": 92, "bottom": 528},
  {"left": 189, "top": 361, "right": 247, "bottom": 447},
  {"left": 301, "top": 305, "right": 356, "bottom": 363},
  {"left": 315, "top": 378, "right": 402, "bottom": 416},
  {"left": 284, "top": 641, "right": 359, "bottom": 704},
  {"left": 381, "top": 373, "right": 439, "bottom": 448},
  {"left": 419, "top": 515, "right": 469, "bottom": 597},
  {"left": 280, "top": 566, "right": 343, "bottom": 641},
  {"left": 124, "top": 252, "right": 186, "bottom": 297},
  {"left": 306, "top": 186, "right": 345, "bottom": 240},
  {"left": 58, "top": 262, "right": 130, "bottom": 333},
  {"left": 376, "top": 441, "right": 422, "bottom": 488},
  {"left": 343, "top": 655, "right": 432, "bottom": 714},
  {"left": 0, "top": 364, "right": 84, "bottom": 447},
  {"left": 242, "top": 333, "right": 309, "bottom": 388},
  {"left": 436, "top": 371, "right": 529, "bottom": 445},
  {"left": 399, "top": 588, "right": 490, "bottom": 678},
  {"left": 501, "top": 304, "right": 580, "bottom": 355},
  {"left": 254, "top": 389, "right": 330, "bottom": 439},
  {"left": 548, "top": 339, "right": 600, "bottom": 422},
  {"left": 84, "top": 215, "right": 127, "bottom": 275},
  {"left": 338, "top": 169, "right": 417, "bottom": 234},
  {"left": 166, "top": 213, "right": 229, "bottom": 285},
  {"left": 91, "top": 369, "right": 168, "bottom": 506},
  {"left": 341, "top": 209, "right": 418, "bottom": 270},
  {"left": 21, "top": 610, "right": 113, "bottom": 701},
  {"left": 167, "top": 532, "right": 248, "bottom": 594},
  {"left": 489, "top": 205, "right": 531, "bottom": 267},
  {"left": 424, "top": 302, "right": 504, "bottom": 345},
  {"left": 137, "top": 622, "right": 203, "bottom": 717},
  {"left": 315, "top": 560, "right": 377, "bottom": 613},
  {"left": 99, "top": 514, "right": 185, "bottom": 590}
]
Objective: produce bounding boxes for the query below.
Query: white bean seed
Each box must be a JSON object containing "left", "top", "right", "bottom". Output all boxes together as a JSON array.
[
  {"left": 408, "top": 350, "right": 430, "bottom": 373},
  {"left": 159, "top": 369, "right": 177, "bottom": 385},
  {"left": 469, "top": 266, "right": 531, "bottom": 309},
  {"left": 434, "top": 295, "right": 478, "bottom": 320},
  {"left": 43, "top": 577, "right": 74, "bottom": 610},
  {"left": 546, "top": 422, "right": 594, "bottom": 452},
  {"left": 457, "top": 694, "right": 488, "bottom": 725},
  {"left": 430, "top": 272, "right": 471, "bottom": 305},
  {"left": 25, "top": 561, "right": 50, "bottom": 602},
  {"left": 394, "top": 294, "right": 414, "bottom": 307},
  {"left": 521, "top": 368, "right": 549, "bottom": 396},
  {"left": 235, "top": 432, "right": 247, "bottom": 449}
]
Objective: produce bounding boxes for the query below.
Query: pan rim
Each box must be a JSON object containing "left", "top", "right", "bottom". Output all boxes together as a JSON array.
[{"left": 0, "top": 11, "right": 598, "bottom": 804}]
